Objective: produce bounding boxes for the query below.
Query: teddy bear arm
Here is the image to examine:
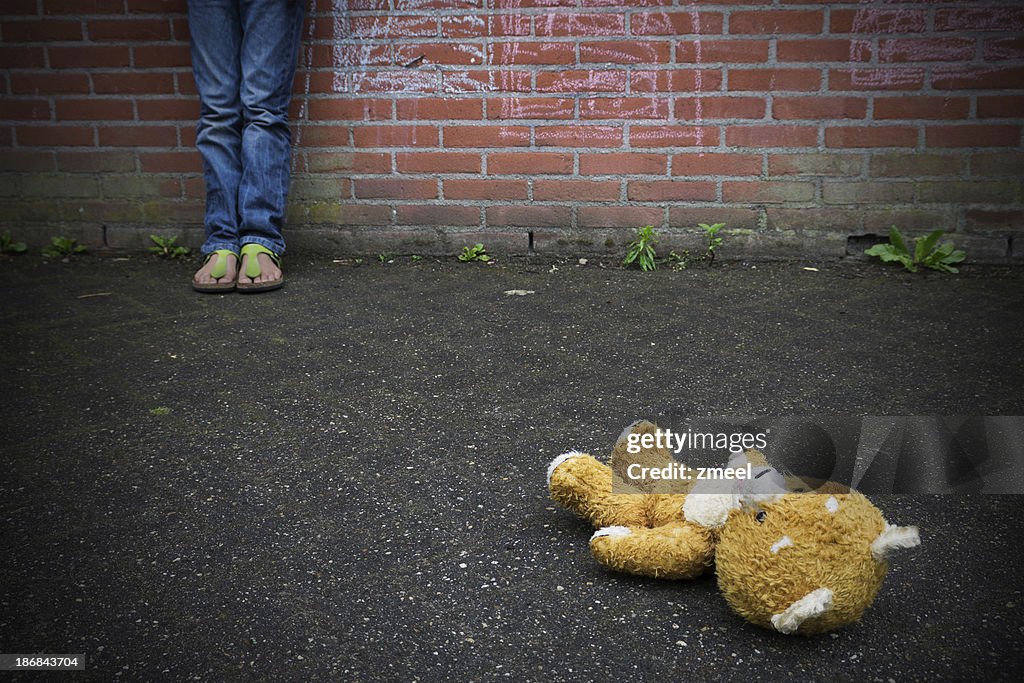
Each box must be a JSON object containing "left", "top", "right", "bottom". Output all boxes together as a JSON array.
[
  {"left": 549, "top": 453, "right": 648, "bottom": 528},
  {"left": 588, "top": 521, "right": 714, "bottom": 580}
]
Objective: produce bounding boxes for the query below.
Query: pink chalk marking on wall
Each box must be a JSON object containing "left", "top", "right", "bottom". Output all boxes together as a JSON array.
[
  {"left": 687, "top": 2, "right": 706, "bottom": 151},
  {"left": 848, "top": 1, "right": 929, "bottom": 88}
]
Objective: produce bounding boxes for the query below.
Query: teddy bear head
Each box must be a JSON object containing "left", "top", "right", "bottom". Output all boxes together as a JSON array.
[{"left": 683, "top": 452, "right": 920, "bottom": 635}]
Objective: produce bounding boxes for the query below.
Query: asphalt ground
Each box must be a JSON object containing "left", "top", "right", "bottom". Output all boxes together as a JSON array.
[{"left": 1, "top": 253, "right": 1023, "bottom": 681}]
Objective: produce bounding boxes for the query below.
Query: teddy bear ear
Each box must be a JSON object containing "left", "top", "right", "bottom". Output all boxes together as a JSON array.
[
  {"left": 771, "top": 588, "right": 834, "bottom": 634},
  {"left": 730, "top": 450, "right": 790, "bottom": 507},
  {"left": 871, "top": 523, "right": 921, "bottom": 561}
]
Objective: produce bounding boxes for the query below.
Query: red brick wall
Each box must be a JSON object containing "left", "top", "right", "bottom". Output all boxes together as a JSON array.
[{"left": 1, "top": 0, "right": 1022, "bottom": 259}]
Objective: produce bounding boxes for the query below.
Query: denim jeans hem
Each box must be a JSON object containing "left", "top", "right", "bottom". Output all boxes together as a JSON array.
[
  {"left": 201, "top": 241, "right": 240, "bottom": 256},
  {"left": 240, "top": 235, "right": 285, "bottom": 257}
]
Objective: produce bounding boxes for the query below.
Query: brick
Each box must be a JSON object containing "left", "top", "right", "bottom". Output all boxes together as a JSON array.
[
  {"left": 726, "top": 125, "right": 817, "bottom": 148},
  {"left": 354, "top": 178, "right": 437, "bottom": 200},
  {"left": 729, "top": 10, "right": 822, "bottom": 35},
  {"left": 0, "top": 201, "right": 64, "bottom": 223},
  {"left": 534, "top": 180, "right": 620, "bottom": 202},
  {"left": 0, "top": 46, "right": 46, "bottom": 69},
  {"left": 965, "top": 209, "right": 1024, "bottom": 234},
  {"left": 578, "top": 206, "right": 663, "bottom": 229},
  {"left": 537, "top": 125, "right": 622, "bottom": 148},
  {"left": 309, "top": 99, "right": 392, "bottom": 121},
  {"left": 675, "top": 96, "right": 765, "bottom": 120},
  {"left": 769, "top": 154, "right": 862, "bottom": 177},
  {"left": 134, "top": 44, "right": 191, "bottom": 67},
  {"left": 722, "top": 180, "right": 813, "bottom": 204},
  {"left": 773, "top": 96, "right": 866, "bottom": 120},
  {"left": 628, "top": 180, "right": 715, "bottom": 202},
  {"left": 536, "top": 13, "right": 625, "bottom": 37},
  {"left": 350, "top": 16, "right": 437, "bottom": 39},
  {"left": 983, "top": 37, "right": 1024, "bottom": 61},
  {"left": 932, "top": 65, "right": 1024, "bottom": 90},
  {"left": 669, "top": 206, "right": 759, "bottom": 231},
  {"left": 49, "top": 46, "right": 132, "bottom": 68},
  {"left": 0, "top": 99, "right": 51, "bottom": 120},
  {"left": 826, "top": 127, "right": 917, "bottom": 149},
  {"left": 490, "top": 42, "right": 575, "bottom": 66},
  {"left": 677, "top": 40, "right": 769, "bottom": 64},
  {"left": 917, "top": 181, "right": 1016, "bottom": 204},
  {"left": 630, "top": 69, "right": 722, "bottom": 92},
  {"left": 489, "top": 152, "right": 573, "bottom": 175},
  {"left": 88, "top": 19, "right": 172, "bottom": 41},
  {"left": 442, "top": 71, "right": 531, "bottom": 93},
  {"left": 536, "top": 70, "right": 627, "bottom": 94},
  {"left": 444, "top": 125, "right": 529, "bottom": 148},
  {"left": 354, "top": 125, "right": 439, "bottom": 148},
  {"left": 830, "top": 9, "right": 926, "bottom": 34},
  {"left": 289, "top": 177, "right": 351, "bottom": 201},
  {"left": 631, "top": 12, "right": 723, "bottom": 36},
  {"left": 777, "top": 39, "right": 870, "bottom": 63},
  {"left": 728, "top": 68, "right": 820, "bottom": 92},
  {"left": 398, "top": 98, "right": 482, "bottom": 120},
  {"left": 488, "top": 98, "right": 573, "bottom": 120},
  {"left": 98, "top": 124, "right": 175, "bottom": 147},
  {"left": 58, "top": 151, "right": 135, "bottom": 173},
  {"left": 935, "top": 7, "right": 1024, "bottom": 33},
  {"left": 307, "top": 203, "right": 391, "bottom": 226},
  {"left": 2, "top": 21, "right": 82, "bottom": 42},
  {"left": 673, "top": 153, "right": 761, "bottom": 177},
  {"left": 397, "top": 152, "right": 479, "bottom": 174},
  {"left": 580, "top": 152, "right": 666, "bottom": 176},
  {"left": 56, "top": 99, "right": 133, "bottom": 121},
  {"left": 630, "top": 126, "right": 719, "bottom": 148},
  {"left": 308, "top": 44, "right": 392, "bottom": 69},
  {"left": 395, "top": 43, "right": 484, "bottom": 66},
  {"left": 7, "top": 0, "right": 44, "bottom": 13},
  {"left": 45, "top": 0, "right": 128, "bottom": 13},
  {"left": 877, "top": 38, "right": 976, "bottom": 63},
  {"left": 307, "top": 152, "right": 391, "bottom": 174},
  {"left": 581, "top": 97, "right": 669, "bottom": 120},
  {"left": 395, "top": 205, "right": 480, "bottom": 227},
  {"left": 93, "top": 72, "right": 175, "bottom": 94},
  {"left": 19, "top": 174, "right": 98, "bottom": 198},
  {"left": 580, "top": 41, "right": 670, "bottom": 65},
  {"left": 18, "top": 125, "right": 94, "bottom": 146},
  {"left": 870, "top": 153, "right": 964, "bottom": 178},
  {"left": 926, "top": 125, "right": 1021, "bottom": 149},
  {"left": 126, "top": 0, "right": 190, "bottom": 12},
  {"left": 765, "top": 207, "right": 862, "bottom": 233},
  {"left": 976, "top": 94, "right": 1023, "bottom": 118},
  {"left": 830, "top": 68, "right": 925, "bottom": 91},
  {"left": 139, "top": 151, "right": 201, "bottom": 173},
  {"left": 822, "top": 182, "right": 914, "bottom": 205},
  {"left": 444, "top": 178, "right": 526, "bottom": 200},
  {"left": 487, "top": 205, "right": 570, "bottom": 228},
  {"left": 874, "top": 96, "right": 969, "bottom": 121},
  {"left": 10, "top": 73, "right": 90, "bottom": 95},
  {"left": 0, "top": 151, "right": 54, "bottom": 172},
  {"left": 970, "top": 152, "right": 1024, "bottom": 177},
  {"left": 137, "top": 98, "right": 199, "bottom": 121},
  {"left": 100, "top": 174, "right": 180, "bottom": 198},
  {"left": 352, "top": 71, "right": 438, "bottom": 94}
]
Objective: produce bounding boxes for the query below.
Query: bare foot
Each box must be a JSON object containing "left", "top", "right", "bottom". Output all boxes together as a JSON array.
[
  {"left": 237, "top": 252, "right": 282, "bottom": 286},
  {"left": 193, "top": 252, "right": 237, "bottom": 286}
]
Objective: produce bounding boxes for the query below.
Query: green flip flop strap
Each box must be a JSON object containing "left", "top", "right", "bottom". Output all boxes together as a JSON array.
[
  {"left": 207, "top": 249, "right": 237, "bottom": 280},
  {"left": 241, "top": 244, "right": 281, "bottom": 279}
]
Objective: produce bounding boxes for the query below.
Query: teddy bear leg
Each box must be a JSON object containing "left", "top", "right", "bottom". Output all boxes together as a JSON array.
[
  {"left": 588, "top": 521, "right": 714, "bottom": 579},
  {"left": 548, "top": 452, "right": 647, "bottom": 528}
]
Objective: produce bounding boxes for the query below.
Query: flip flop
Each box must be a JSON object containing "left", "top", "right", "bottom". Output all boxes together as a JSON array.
[
  {"left": 192, "top": 249, "right": 238, "bottom": 293},
  {"left": 236, "top": 243, "right": 284, "bottom": 293}
]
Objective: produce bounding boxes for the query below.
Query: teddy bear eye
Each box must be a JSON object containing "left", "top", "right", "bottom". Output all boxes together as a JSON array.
[{"left": 755, "top": 510, "right": 767, "bottom": 524}]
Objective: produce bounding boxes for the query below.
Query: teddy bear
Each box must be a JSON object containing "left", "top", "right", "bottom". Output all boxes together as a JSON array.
[{"left": 547, "top": 420, "right": 921, "bottom": 635}]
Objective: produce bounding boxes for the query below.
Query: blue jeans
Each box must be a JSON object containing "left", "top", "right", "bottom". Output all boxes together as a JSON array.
[{"left": 187, "top": 0, "right": 304, "bottom": 257}]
